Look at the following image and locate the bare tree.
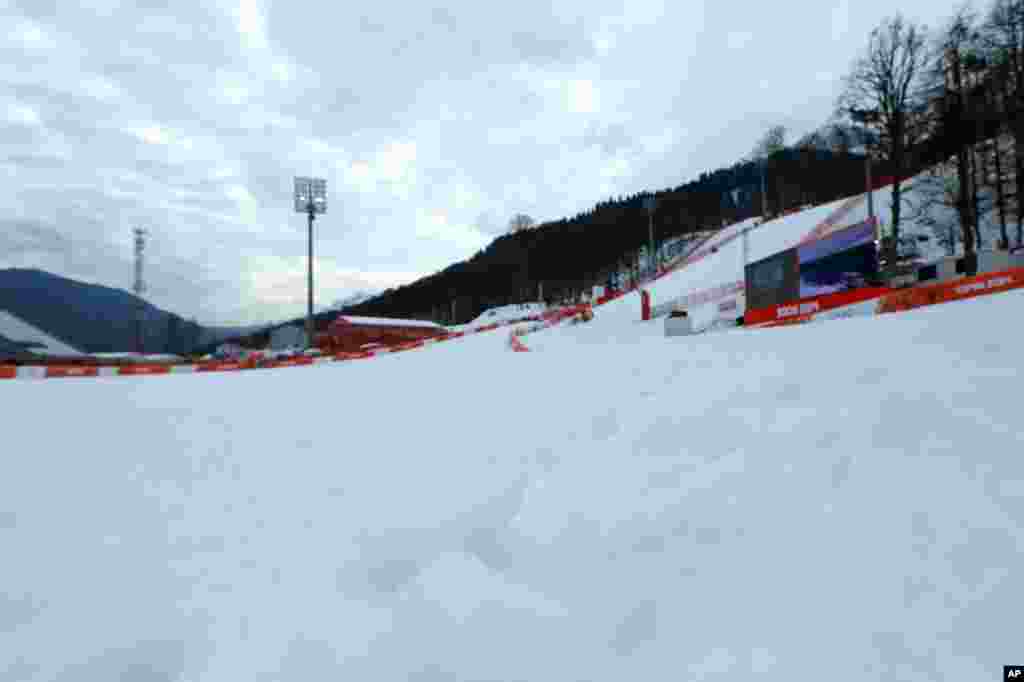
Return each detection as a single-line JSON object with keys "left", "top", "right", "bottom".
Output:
{"left": 981, "top": 51, "right": 1013, "bottom": 247}
{"left": 753, "top": 125, "right": 788, "bottom": 157}
{"left": 966, "top": 45, "right": 992, "bottom": 250}
{"left": 934, "top": 8, "right": 983, "bottom": 256}
{"left": 984, "top": 0, "right": 1024, "bottom": 245}
{"left": 905, "top": 159, "right": 963, "bottom": 255}
{"left": 749, "top": 125, "right": 788, "bottom": 217}
{"left": 508, "top": 213, "right": 535, "bottom": 234}
{"left": 837, "top": 14, "right": 933, "bottom": 270}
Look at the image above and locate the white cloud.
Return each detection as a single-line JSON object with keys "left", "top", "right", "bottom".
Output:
{"left": 378, "top": 141, "right": 417, "bottom": 183}
{"left": 414, "top": 209, "right": 489, "bottom": 252}
{"left": 217, "top": 76, "right": 251, "bottom": 105}
{"left": 9, "top": 21, "right": 56, "bottom": 50}
{"left": 726, "top": 31, "right": 754, "bottom": 50}
{"left": 243, "top": 252, "right": 423, "bottom": 320}
{"left": 79, "top": 76, "right": 120, "bottom": 101}
{"left": 451, "top": 183, "right": 476, "bottom": 211}
{"left": 271, "top": 60, "right": 292, "bottom": 83}
{"left": 567, "top": 79, "right": 599, "bottom": 114}
{"left": 236, "top": 0, "right": 269, "bottom": 50}
{"left": 600, "top": 157, "right": 631, "bottom": 180}
{"left": 138, "top": 126, "right": 167, "bottom": 146}
{"left": 5, "top": 101, "right": 39, "bottom": 126}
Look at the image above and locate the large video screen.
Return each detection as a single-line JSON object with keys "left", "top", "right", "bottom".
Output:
{"left": 797, "top": 220, "right": 877, "bottom": 298}
{"left": 745, "top": 248, "right": 799, "bottom": 311}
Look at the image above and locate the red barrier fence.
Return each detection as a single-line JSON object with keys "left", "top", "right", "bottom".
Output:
{"left": 117, "top": 365, "right": 172, "bottom": 376}
{"left": 509, "top": 333, "right": 531, "bottom": 352}
{"left": 746, "top": 286, "right": 893, "bottom": 327}
{"left": 878, "top": 267, "right": 1024, "bottom": 314}
{"left": 44, "top": 366, "right": 100, "bottom": 378}
{"left": 0, "top": 365, "right": 17, "bottom": 379}
{"left": 195, "top": 362, "right": 244, "bottom": 373}
{"left": 335, "top": 351, "right": 375, "bottom": 361}
{"left": 265, "top": 356, "right": 315, "bottom": 368}
{"left": 746, "top": 266, "right": 1024, "bottom": 330}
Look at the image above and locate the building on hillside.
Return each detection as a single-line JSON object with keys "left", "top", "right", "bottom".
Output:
{"left": 315, "top": 316, "right": 444, "bottom": 353}
{"left": 269, "top": 324, "right": 306, "bottom": 351}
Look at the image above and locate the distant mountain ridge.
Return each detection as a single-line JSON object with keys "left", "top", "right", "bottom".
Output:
{"left": 0, "top": 268, "right": 248, "bottom": 354}
{"left": 317, "top": 289, "right": 380, "bottom": 315}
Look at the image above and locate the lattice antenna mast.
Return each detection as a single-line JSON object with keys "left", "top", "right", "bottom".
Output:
{"left": 133, "top": 228, "right": 146, "bottom": 354}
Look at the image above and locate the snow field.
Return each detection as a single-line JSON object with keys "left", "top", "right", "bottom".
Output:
{"left": 1, "top": 285, "right": 1023, "bottom": 680}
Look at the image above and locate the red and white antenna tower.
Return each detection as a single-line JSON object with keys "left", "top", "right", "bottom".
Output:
{"left": 133, "top": 227, "right": 146, "bottom": 354}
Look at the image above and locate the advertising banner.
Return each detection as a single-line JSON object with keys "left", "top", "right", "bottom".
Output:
{"left": 878, "top": 267, "right": 1024, "bottom": 314}
{"left": 745, "top": 286, "right": 891, "bottom": 327}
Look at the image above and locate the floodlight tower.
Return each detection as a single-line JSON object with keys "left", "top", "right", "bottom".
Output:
{"left": 133, "top": 227, "right": 146, "bottom": 354}
{"left": 294, "top": 177, "right": 327, "bottom": 347}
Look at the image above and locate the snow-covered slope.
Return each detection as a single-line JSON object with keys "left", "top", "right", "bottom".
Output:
{"left": 2, "top": 283, "right": 1022, "bottom": 680}
{"left": 599, "top": 175, "right": 971, "bottom": 329}
{"left": 0, "top": 310, "right": 83, "bottom": 356}
{"left": 452, "top": 302, "right": 547, "bottom": 331}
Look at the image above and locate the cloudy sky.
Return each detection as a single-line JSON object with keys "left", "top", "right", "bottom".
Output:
{"left": 2, "top": 0, "right": 955, "bottom": 325}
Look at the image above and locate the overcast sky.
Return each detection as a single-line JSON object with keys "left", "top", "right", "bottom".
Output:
{"left": 2, "top": 0, "right": 956, "bottom": 325}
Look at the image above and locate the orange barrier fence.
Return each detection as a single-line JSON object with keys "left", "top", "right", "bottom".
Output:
{"left": 877, "top": 267, "right": 1024, "bottom": 314}
{"left": 0, "top": 365, "right": 17, "bottom": 379}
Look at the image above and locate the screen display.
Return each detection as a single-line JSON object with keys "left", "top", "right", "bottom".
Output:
{"left": 798, "top": 241, "right": 877, "bottom": 297}
{"left": 745, "top": 248, "right": 799, "bottom": 311}
{"left": 798, "top": 220, "right": 875, "bottom": 266}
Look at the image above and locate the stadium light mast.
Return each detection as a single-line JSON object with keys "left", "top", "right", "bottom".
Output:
{"left": 133, "top": 227, "right": 146, "bottom": 354}
{"left": 294, "top": 177, "right": 327, "bottom": 348}
{"left": 643, "top": 195, "right": 656, "bottom": 278}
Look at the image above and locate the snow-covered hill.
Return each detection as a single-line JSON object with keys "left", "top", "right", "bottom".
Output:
{"left": 592, "top": 172, "right": 987, "bottom": 332}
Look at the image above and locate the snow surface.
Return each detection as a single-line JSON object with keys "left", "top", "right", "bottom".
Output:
{"left": 90, "top": 353, "right": 184, "bottom": 362}
{"left": 453, "top": 302, "right": 547, "bottom": 331}
{"left": 0, "top": 310, "right": 83, "bottom": 356}
{"left": 2, "top": 285, "right": 1023, "bottom": 680}
{"left": 335, "top": 315, "right": 443, "bottom": 329}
